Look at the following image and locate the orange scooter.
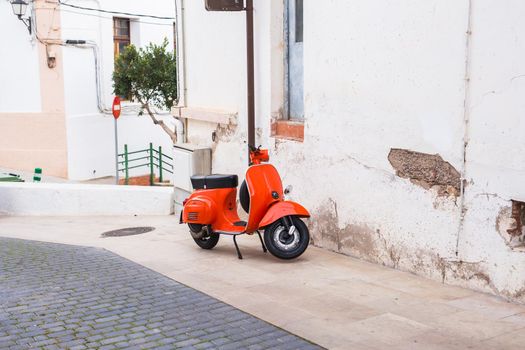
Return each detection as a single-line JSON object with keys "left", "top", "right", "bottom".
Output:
{"left": 180, "top": 146, "right": 310, "bottom": 260}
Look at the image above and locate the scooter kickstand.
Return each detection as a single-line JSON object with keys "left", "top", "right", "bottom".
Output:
{"left": 233, "top": 235, "right": 243, "bottom": 259}
{"left": 256, "top": 231, "right": 267, "bottom": 253}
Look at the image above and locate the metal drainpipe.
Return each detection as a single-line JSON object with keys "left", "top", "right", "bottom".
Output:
{"left": 175, "top": 0, "right": 186, "bottom": 107}
{"left": 246, "top": 0, "right": 255, "bottom": 162}
{"left": 181, "top": 0, "right": 188, "bottom": 108}
{"left": 173, "top": 0, "right": 188, "bottom": 143}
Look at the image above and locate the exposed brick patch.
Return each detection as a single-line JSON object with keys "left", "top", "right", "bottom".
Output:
{"left": 496, "top": 201, "right": 525, "bottom": 249}
{"left": 271, "top": 120, "right": 304, "bottom": 142}
{"left": 508, "top": 200, "right": 525, "bottom": 237}
{"left": 388, "top": 148, "right": 461, "bottom": 197}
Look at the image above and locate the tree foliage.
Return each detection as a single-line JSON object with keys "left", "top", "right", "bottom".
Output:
{"left": 112, "top": 39, "right": 178, "bottom": 140}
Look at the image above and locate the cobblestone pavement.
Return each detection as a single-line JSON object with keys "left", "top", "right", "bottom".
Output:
{"left": 0, "top": 237, "right": 321, "bottom": 350}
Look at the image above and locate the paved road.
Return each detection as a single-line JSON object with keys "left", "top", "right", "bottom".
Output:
{"left": 0, "top": 237, "right": 321, "bottom": 350}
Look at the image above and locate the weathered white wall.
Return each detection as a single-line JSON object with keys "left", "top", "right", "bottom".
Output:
{"left": 181, "top": 0, "right": 273, "bottom": 171}
{"left": 0, "top": 182, "right": 173, "bottom": 216}
{"left": 179, "top": 0, "right": 525, "bottom": 302}
{"left": 456, "top": 0, "right": 525, "bottom": 299}
{"left": 0, "top": 1, "right": 41, "bottom": 112}
{"left": 298, "top": 0, "right": 468, "bottom": 282}
{"left": 60, "top": 0, "right": 175, "bottom": 180}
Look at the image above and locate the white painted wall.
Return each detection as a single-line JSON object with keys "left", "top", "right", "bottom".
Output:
{"left": 65, "top": 112, "right": 174, "bottom": 180}
{"left": 0, "top": 0, "right": 41, "bottom": 112}
{"left": 178, "top": 0, "right": 525, "bottom": 301}
{"left": 0, "top": 182, "right": 173, "bottom": 216}
{"left": 60, "top": 0, "right": 176, "bottom": 180}
{"left": 457, "top": 0, "right": 525, "bottom": 298}
{"left": 298, "top": 0, "right": 468, "bottom": 281}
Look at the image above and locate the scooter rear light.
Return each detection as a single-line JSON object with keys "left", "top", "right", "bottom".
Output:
{"left": 183, "top": 198, "right": 188, "bottom": 205}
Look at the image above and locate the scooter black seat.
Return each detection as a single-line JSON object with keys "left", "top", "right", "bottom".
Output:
{"left": 191, "top": 174, "right": 238, "bottom": 189}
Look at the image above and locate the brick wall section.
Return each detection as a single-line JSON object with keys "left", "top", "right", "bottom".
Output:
{"left": 119, "top": 175, "right": 158, "bottom": 186}
{"left": 271, "top": 120, "right": 304, "bottom": 141}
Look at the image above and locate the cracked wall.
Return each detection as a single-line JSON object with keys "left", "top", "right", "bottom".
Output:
{"left": 180, "top": 1, "right": 525, "bottom": 303}
{"left": 309, "top": 197, "right": 525, "bottom": 302}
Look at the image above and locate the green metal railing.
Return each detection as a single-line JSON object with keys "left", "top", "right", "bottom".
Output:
{"left": 118, "top": 143, "right": 173, "bottom": 185}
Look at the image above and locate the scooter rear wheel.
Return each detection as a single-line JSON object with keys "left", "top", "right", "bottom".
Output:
{"left": 264, "top": 217, "right": 310, "bottom": 260}
{"left": 189, "top": 225, "right": 220, "bottom": 250}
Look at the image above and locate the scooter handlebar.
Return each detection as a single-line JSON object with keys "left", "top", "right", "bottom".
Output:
{"left": 248, "top": 144, "right": 261, "bottom": 152}
{"left": 249, "top": 145, "right": 269, "bottom": 164}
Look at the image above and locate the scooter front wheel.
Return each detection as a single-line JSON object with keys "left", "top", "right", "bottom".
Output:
{"left": 264, "top": 216, "right": 310, "bottom": 260}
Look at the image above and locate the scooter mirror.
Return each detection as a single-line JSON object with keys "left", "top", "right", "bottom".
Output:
{"left": 284, "top": 185, "right": 293, "bottom": 195}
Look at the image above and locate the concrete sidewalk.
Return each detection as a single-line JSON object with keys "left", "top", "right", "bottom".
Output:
{"left": 1, "top": 215, "right": 525, "bottom": 349}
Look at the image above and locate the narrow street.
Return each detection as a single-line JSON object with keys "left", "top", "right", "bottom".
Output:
{"left": 1, "top": 216, "right": 525, "bottom": 349}
{"left": 0, "top": 236, "right": 319, "bottom": 350}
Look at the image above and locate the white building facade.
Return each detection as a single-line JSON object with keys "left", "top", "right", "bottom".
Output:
{"left": 174, "top": 0, "right": 525, "bottom": 302}
{"left": 0, "top": 0, "right": 175, "bottom": 180}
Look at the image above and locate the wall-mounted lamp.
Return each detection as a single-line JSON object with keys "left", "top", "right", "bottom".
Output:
{"left": 11, "top": 0, "right": 32, "bottom": 35}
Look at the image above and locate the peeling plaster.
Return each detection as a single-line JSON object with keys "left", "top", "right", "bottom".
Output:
{"left": 213, "top": 123, "right": 238, "bottom": 143}
{"left": 309, "top": 198, "right": 525, "bottom": 303}
{"left": 388, "top": 148, "right": 461, "bottom": 197}
{"left": 496, "top": 204, "right": 525, "bottom": 249}
{"left": 310, "top": 199, "right": 404, "bottom": 269}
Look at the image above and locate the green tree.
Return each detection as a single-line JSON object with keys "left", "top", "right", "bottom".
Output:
{"left": 113, "top": 39, "right": 178, "bottom": 141}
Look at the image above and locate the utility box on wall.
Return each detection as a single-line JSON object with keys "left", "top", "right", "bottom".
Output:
{"left": 173, "top": 144, "right": 212, "bottom": 213}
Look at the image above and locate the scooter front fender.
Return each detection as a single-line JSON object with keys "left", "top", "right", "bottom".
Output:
{"left": 258, "top": 201, "right": 310, "bottom": 228}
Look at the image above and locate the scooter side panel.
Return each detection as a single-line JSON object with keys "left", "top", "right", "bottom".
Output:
{"left": 182, "top": 188, "right": 242, "bottom": 231}
{"left": 258, "top": 201, "right": 310, "bottom": 228}
{"left": 183, "top": 195, "right": 216, "bottom": 224}
{"left": 245, "top": 164, "right": 283, "bottom": 233}
{"left": 213, "top": 188, "right": 243, "bottom": 232}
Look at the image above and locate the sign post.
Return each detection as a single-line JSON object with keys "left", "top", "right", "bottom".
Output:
{"left": 112, "top": 96, "right": 121, "bottom": 185}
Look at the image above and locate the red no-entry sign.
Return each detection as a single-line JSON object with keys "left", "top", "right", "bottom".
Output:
{"left": 112, "top": 96, "right": 121, "bottom": 184}
{"left": 112, "top": 96, "right": 121, "bottom": 119}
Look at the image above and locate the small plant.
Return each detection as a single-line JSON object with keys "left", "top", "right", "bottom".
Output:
{"left": 113, "top": 39, "right": 178, "bottom": 141}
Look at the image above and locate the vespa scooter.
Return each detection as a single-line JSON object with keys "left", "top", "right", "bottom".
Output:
{"left": 180, "top": 146, "right": 310, "bottom": 260}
